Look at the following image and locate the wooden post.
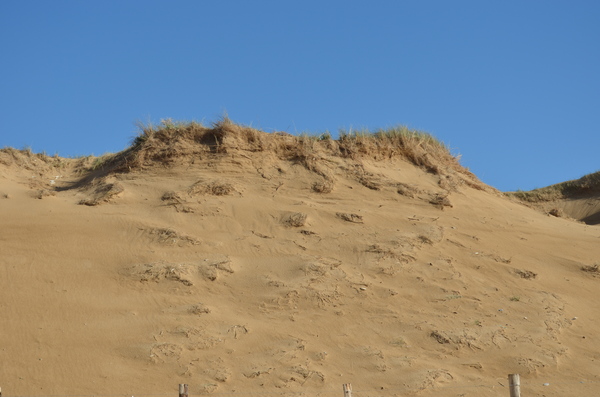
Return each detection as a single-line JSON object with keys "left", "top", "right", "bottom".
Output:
{"left": 508, "top": 374, "right": 521, "bottom": 397}
{"left": 343, "top": 383, "right": 352, "bottom": 397}
{"left": 179, "top": 384, "right": 188, "bottom": 397}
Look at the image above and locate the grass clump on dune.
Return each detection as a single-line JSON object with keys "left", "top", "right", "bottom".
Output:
{"left": 337, "top": 126, "right": 451, "bottom": 173}
{"left": 131, "top": 118, "right": 209, "bottom": 148}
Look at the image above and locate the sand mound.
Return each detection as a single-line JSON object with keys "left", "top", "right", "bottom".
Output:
{"left": 1, "top": 119, "right": 599, "bottom": 397}
{"left": 508, "top": 171, "right": 600, "bottom": 224}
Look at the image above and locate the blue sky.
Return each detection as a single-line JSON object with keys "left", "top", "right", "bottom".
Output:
{"left": 1, "top": 1, "right": 598, "bottom": 191}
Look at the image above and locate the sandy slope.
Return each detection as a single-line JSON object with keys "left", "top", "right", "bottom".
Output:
{"left": 1, "top": 138, "right": 600, "bottom": 397}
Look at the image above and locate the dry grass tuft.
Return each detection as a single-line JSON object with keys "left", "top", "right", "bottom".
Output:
{"left": 189, "top": 179, "right": 237, "bottom": 196}
{"left": 336, "top": 212, "right": 364, "bottom": 223}
{"left": 581, "top": 264, "right": 600, "bottom": 275}
{"left": 358, "top": 176, "right": 381, "bottom": 191}
{"left": 396, "top": 183, "right": 420, "bottom": 198}
{"left": 429, "top": 193, "right": 453, "bottom": 209}
{"left": 0, "top": 147, "right": 74, "bottom": 173}
{"left": 282, "top": 212, "right": 308, "bottom": 227}
{"left": 147, "top": 228, "right": 200, "bottom": 246}
{"left": 430, "top": 330, "right": 451, "bottom": 344}
{"left": 515, "top": 269, "right": 538, "bottom": 279}
{"left": 312, "top": 179, "right": 334, "bottom": 193}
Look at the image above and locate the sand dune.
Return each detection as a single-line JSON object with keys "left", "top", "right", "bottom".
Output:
{"left": 508, "top": 171, "right": 600, "bottom": 225}
{"left": 1, "top": 121, "right": 599, "bottom": 397}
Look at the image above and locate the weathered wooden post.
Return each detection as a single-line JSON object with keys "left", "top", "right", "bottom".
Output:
{"left": 178, "top": 384, "right": 188, "bottom": 397}
{"left": 343, "top": 383, "right": 352, "bottom": 397}
{"left": 508, "top": 374, "right": 521, "bottom": 397}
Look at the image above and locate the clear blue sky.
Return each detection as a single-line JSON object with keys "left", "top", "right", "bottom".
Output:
{"left": 1, "top": 1, "right": 598, "bottom": 191}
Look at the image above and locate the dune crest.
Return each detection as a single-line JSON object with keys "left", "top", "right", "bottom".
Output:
{"left": 508, "top": 171, "right": 600, "bottom": 224}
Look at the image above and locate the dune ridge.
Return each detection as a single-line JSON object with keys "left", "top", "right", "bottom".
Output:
{"left": 508, "top": 171, "right": 600, "bottom": 225}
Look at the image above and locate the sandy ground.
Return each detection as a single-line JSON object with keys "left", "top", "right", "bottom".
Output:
{"left": 1, "top": 145, "right": 600, "bottom": 397}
